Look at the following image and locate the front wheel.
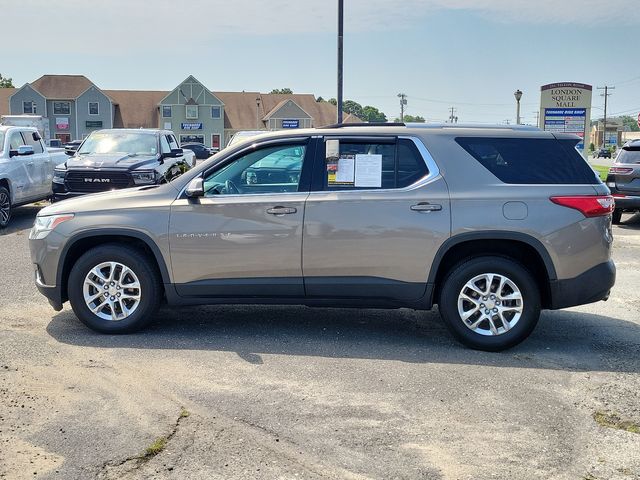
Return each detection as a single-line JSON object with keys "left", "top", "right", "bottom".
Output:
{"left": 438, "top": 256, "right": 541, "bottom": 351}
{"left": 67, "top": 245, "right": 162, "bottom": 333}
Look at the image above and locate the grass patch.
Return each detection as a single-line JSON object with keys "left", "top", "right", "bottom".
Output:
{"left": 591, "top": 165, "right": 610, "bottom": 181}
{"left": 144, "top": 437, "right": 168, "bottom": 457}
{"left": 593, "top": 411, "right": 640, "bottom": 434}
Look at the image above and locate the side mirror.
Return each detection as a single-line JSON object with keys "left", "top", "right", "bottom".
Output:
{"left": 185, "top": 177, "right": 204, "bottom": 198}
{"left": 65, "top": 149, "right": 75, "bottom": 156}
{"left": 17, "top": 145, "right": 35, "bottom": 156}
{"left": 171, "top": 148, "right": 183, "bottom": 157}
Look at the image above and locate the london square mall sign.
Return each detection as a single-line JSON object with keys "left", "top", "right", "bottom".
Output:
{"left": 539, "top": 82, "right": 592, "bottom": 153}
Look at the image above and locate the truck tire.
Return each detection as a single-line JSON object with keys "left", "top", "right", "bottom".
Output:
{"left": 67, "top": 244, "right": 162, "bottom": 333}
{"left": 0, "top": 186, "right": 11, "bottom": 228}
{"left": 438, "top": 256, "right": 541, "bottom": 352}
{"left": 612, "top": 210, "right": 622, "bottom": 225}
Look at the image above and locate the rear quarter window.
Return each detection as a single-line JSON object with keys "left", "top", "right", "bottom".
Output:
{"left": 455, "top": 137, "right": 599, "bottom": 184}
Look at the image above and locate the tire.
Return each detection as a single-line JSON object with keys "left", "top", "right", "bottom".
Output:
{"left": 612, "top": 209, "right": 622, "bottom": 225}
{"left": 67, "top": 244, "right": 162, "bottom": 333}
{"left": 438, "top": 256, "right": 541, "bottom": 352}
{"left": 0, "top": 186, "right": 11, "bottom": 228}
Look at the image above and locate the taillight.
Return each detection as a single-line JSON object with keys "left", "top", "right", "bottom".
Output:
{"left": 609, "top": 167, "right": 633, "bottom": 174}
{"left": 550, "top": 195, "right": 615, "bottom": 217}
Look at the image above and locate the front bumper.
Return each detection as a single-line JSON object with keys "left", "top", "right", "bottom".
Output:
{"left": 612, "top": 194, "right": 640, "bottom": 211}
{"left": 34, "top": 264, "right": 63, "bottom": 311}
{"left": 549, "top": 260, "right": 616, "bottom": 310}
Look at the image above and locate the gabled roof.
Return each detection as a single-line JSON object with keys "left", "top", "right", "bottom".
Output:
{"left": 30, "top": 75, "right": 95, "bottom": 99}
{"left": 0, "top": 88, "right": 15, "bottom": 116}
{"left": 263, "top": 98, "right": 312, "bottom": 120}
{"left": 105, "top": 90, "right": 167, "bottom": 128}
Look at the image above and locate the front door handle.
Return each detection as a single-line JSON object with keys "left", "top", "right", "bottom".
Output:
{"left": 266, "top": 206, "right": 297, "bottom": 215}
{"left": 411, "top": 202, "right": 442, "bottom": 212}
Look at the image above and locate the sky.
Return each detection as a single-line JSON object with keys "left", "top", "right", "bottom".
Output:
{"left": 2, "top": 0, "right": 639, "bottom": 125}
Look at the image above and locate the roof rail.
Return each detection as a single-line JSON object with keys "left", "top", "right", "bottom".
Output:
{"left": 319, "top": 122, "right": 406, "bottom": 129}
{"left": 405, "top": 122, "right": 540, "bottom": 131}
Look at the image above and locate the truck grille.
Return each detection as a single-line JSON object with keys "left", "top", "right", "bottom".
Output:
{"left": 65, "top": 171, "right": 133, "bottom": 193}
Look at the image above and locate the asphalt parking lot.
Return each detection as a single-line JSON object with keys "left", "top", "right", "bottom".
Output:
{"left": 1, "top": 205, "right": 639, "bottom": 480}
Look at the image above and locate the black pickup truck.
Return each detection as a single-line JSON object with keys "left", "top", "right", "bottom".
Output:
{"left": 52, "top": 129, "right": 196, "bottom": 201}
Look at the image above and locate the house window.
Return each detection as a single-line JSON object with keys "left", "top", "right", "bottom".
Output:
{"left": 162, "top": 105, "right": 172, "bottom": 118}
{"left": 53, "top": 102, "right": 70, "bottom": 115}
{"left": 88, "top": 102, "right": 99, "bottom": 115}
{"left": 23, "top": 101, "right": 36, "bottom": 114}
{"left": 185, "top": 105, "right": 198, "bottom": 119}
{"left": 211, "top": 106, "right": 221, "bottom": 119}
{"left": 180, "top": 134, "right": 204, "bottom": 144}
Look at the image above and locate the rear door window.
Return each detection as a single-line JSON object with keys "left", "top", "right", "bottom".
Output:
{"left": 22, "top": 131, "right": 44, "bottom": 154}
{"left": 455, "top": 137, "right": 599, "bottom": 184}
{"left": 322, "top": 138, "right": 428, "bottom": 190}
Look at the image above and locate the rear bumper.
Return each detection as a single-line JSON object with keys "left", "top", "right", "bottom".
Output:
{"left": 549, "top": 260, "right": 615, "bottom": 309}
{"left": 612, "top": 194, "right": 640, "bottom": 211}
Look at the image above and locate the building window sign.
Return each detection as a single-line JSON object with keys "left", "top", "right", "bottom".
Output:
{"left": 211, "top": 106, "right": 221, "bottom": 119}
{"left": 23, "top": 101, "right": 36, "bottom": 114}
{"left": 88, "top": 102, "right": 99, "bottom": 115}
{"left": 56, "top": 117, "right": 70, "bottom": 131}
{"left": 282, "top": 119, "right": 300, "bottom": 129}
{"left": 53, "top": 102, "right": 70, "bottom": 115}
{"left": 185, "top": 105, "right": 198, "bottom": 119}
{"left": 162, "top": 106, "right": 172, "bottom": 118}
{"left": 181, "top": 122, "right": 203, "bottom": 130}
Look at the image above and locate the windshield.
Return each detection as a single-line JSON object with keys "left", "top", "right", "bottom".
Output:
{"left": 617, "top": 148, "right": 640, "bottom": 164}
{"left": 77, "top": 132, "right": 158, "bottom": 156}
{"left": 0, "top": 132, "right": 4, "bottom": 153}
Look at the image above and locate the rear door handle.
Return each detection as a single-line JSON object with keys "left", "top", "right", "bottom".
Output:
{"left": 266, "top": 206, "right": 297, "bottom": 215}
{"left": 411, "top": 202, "right": 442, "bottom": 212}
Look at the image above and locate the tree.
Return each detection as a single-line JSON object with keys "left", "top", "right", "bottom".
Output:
{"left": 342, "top": 100, "right": 364, "bottom": 119}
{"left": 270, "top": 88, "right": 293, "bottom": 94}
{"left": 618, "top": 115, "right": 640, "bottom": 132}
{"left": 0, "top": 73, "right": 13, "bottom": 88}
{"left": 316, "top": 96, "right": 325, "bottom": 102}
{"left": 327, "top": 98, "right": 337, "bottom": 106}
{"left": 361, "top": 105, "right": 387, "bottom": 123}
{"left": 395, "top": 115, "right": 425, "bottom": 123}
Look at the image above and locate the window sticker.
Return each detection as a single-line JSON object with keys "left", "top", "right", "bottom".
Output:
{"left": 328, "top": 154, "right": 356, "bottom": 186}
{"left": 354, "top": 154, "right": 382, "bottom": 187}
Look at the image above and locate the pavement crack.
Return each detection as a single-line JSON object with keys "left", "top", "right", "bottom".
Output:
{"left": 97, "top": 407, "right": 190, "bottom": 478}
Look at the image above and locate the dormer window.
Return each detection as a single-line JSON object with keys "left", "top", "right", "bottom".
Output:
{"left": 23, "top": 101, "right": 36, "bottom": 114}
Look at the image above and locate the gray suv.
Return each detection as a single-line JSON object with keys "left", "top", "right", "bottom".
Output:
{"left": 29, "top": 124, "right": 616, "bottom": 351}
{"left": 605, "top": 139, "right": 640, "bottom": 223}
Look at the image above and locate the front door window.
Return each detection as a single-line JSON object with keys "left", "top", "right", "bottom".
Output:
{"left": 203, "top": 144, "right": 306, "bottom": 196}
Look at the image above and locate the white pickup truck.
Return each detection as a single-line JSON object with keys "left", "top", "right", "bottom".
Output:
{"left": 0, "top": 125, "right": 67, "bottom": 228}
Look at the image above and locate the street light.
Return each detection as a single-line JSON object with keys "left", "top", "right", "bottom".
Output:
{"left": 514, "top": 89, "right": 523, "bottom": 125}
{"left": 255, "top": 97, "right": 261, "bottom": 130}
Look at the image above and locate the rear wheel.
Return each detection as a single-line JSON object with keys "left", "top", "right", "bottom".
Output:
{"left": 612, "top": 209, "right": 622, "bottom": 225}
{"left": 0, "top": 186, "right": 11, "bottom": 228}
{"left": 68, "top": 245, "right": 162, "bottom": 333}
{"left": 439, "top": 256, "right": 541, "bottom": 351}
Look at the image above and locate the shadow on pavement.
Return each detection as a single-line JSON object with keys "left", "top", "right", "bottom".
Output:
{"left": 0, "top": 203, "right": 45, "bottom": 235}
{"left": 46, "top": 304, "right": 640, "bottom": 373}
{"left": 617, "top": 212, "right": 640, "bottom": 231}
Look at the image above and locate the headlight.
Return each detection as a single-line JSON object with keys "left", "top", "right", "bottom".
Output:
{"left": 52, "top": 169, "right": 66, "bottom": 184}
{"left": 29, "top": 214, "right": 74, "bottom": 240}
{"left": 131, "top": 170, "right": 156, "bottom": 185}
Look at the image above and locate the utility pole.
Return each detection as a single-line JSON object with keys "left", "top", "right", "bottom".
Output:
{"left": 398, "top": 93, "right": 407, "bottom": 122}
{"left": 533, "top": 111, "right": 540, "bottom": 127}
{"left": 337, "top": 0, "right": 344, "bottom": 124}
{"left": 448, "top": 107, "right": 458, "bottom": 123}
{"left": 597, "top": 85, "right": 614, "bottom": 147}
